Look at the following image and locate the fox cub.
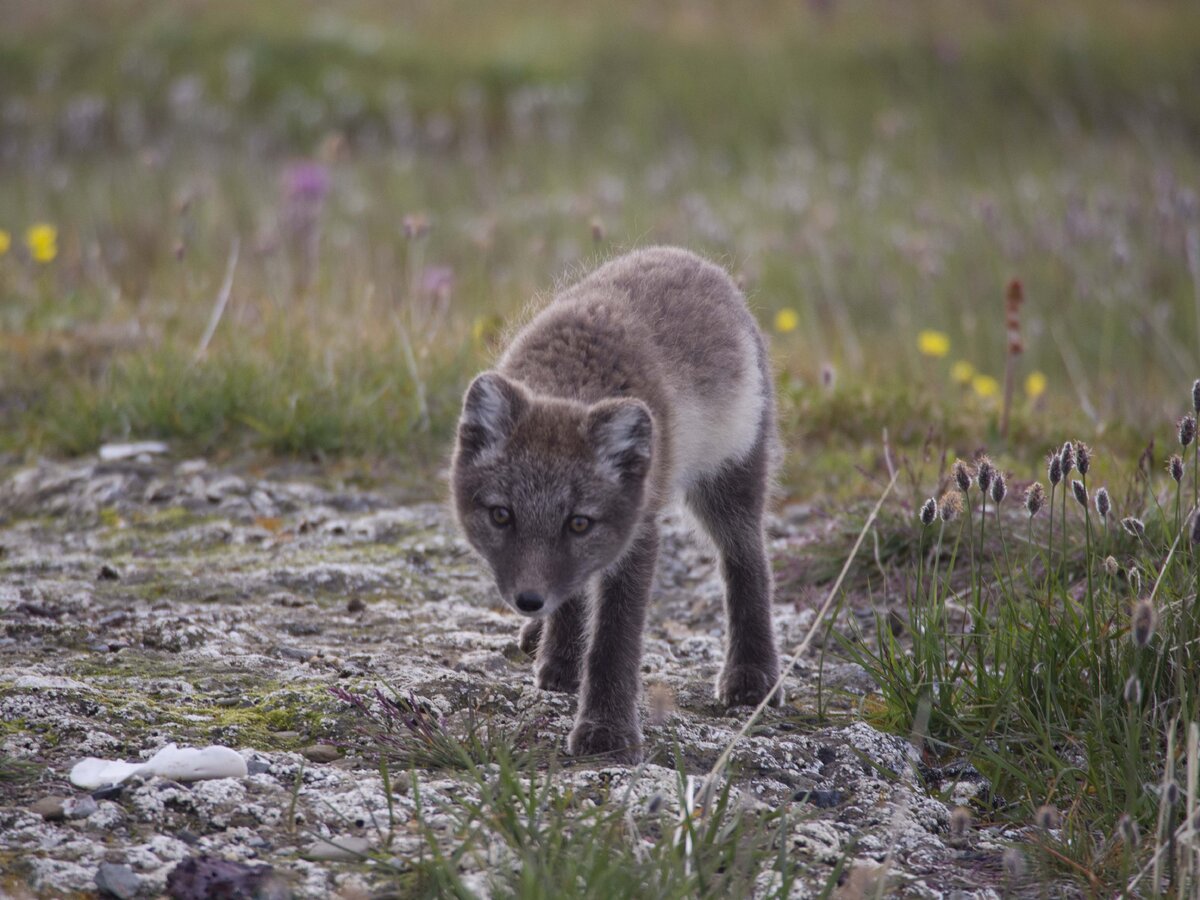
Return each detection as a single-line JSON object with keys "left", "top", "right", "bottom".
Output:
{"left": 452, "top": 247, "right": 781, "bottom": 763}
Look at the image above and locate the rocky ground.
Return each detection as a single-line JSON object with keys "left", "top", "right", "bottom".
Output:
{"left": 0, "top": 454, "right": 1031, "bottom": 898}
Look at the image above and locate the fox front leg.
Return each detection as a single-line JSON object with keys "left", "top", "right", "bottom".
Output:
{"left": 568, "top": 522, "right": 657, "bottom": 764}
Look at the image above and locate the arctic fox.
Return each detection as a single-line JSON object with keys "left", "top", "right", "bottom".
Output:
{"left": 451, "top": 247, "right": 781, "bottom": 763}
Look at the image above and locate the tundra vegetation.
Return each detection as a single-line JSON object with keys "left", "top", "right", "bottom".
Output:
{"left": 3, "top": 0, "right": 1200, "bottom": 896}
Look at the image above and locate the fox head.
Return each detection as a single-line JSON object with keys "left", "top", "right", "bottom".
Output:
{"left": 451, "top": 372, "right": 653, "bottom": 619}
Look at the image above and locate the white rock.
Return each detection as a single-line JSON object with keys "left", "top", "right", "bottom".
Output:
{"left": 69, "top": 743, "right": 248, "bottom": 789}
{"left": 98, "top": 442, "right": 169, "bottom": 461}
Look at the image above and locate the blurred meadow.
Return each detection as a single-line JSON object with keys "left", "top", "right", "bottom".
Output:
{"left": 3, "top": 0, "right": 1200, "bottom": 497}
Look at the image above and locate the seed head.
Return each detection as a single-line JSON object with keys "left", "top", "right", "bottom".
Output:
{"left": 1060, "top": 441, "right": 1075, "bottom": 476}
{"left": 952, "top": 460, "right": 973, "bottom": 493}
{"left": 1166, "top": 782, "right": 1181, "bottom": 807}
{"left": 1131, "top": 599, "right": 1157, "bottom": 648}
{"left": 1117, "top": 813, "right": 1140, "bottom": 847}
{"left": 1075, "top": 442, "right": 1091, "bottom": 475}
{"left": 1129, "top": 567, "right": 1142, "bottom": 595}
{"left": 1024, "top": 482, "right": 1045, "bottom": 517}
{"left": 991, "top": 472, "right": 1007, "bottom": 505}
{"left": 920, "top": 498, "right": 938, "bottom": 527}
{"left": 976, "top": 457, "right": 995, "bottom": 494}
{"left": 939, "top": 491, "right": 963, "bottom": 523}
{"left": 1123, "top": 675, "right": 1142, "bottom": 705}
{"left": 1180, "top": 414, "right": 1196, "bottom": 448}
{"left": 1095, "top": 487, "right": 1110, "bottom": 519}
{"left": 1103, "top": 555, "right": 1120, "bottom": 577}
{"left": 1003, "top": 848, "right": 1026, "bottom": 881}
{"left": 1048, "top": 453, "right": 1063, "bottom": 486}
{"left": 1121, "top": 517, "right": 1146, "bottom": 539}
{"left": 1035, "top": 804, "right": 1061, "bottom": 830}
{"left": 949, "top": 806, "right": 972, "bottom": 840}
{"left": 821, "top": 364, "right": 836, "bottom": 390}
{"left": 1169, "top": 454, "right": 1184, "bottom": 483}
{"left": 1192, "top": 511, "right": 1200, "bottom": 546}
{"left": 1193, "top": 379, "right": 1200, "bottom": 414}
{"left": 1071, "top": 479, "right": 1088, "bottom": 507}
{"left": 647, "top": 794, "right": 664, "bottom": 815}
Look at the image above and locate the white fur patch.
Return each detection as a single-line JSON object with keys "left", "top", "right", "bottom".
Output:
{"left": 669, "top": 329, "right": 764, "bottom": 491}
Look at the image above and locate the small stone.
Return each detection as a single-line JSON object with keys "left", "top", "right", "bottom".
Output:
{"left": 301, "top": 835, "right": 371, "bottom": 861}
{"left": 92, "top": 784, "right": 124, "bottom": 801}
{"left": 276, "top": 646, "right": 311, "bottom": 662}
{"left": 270, "top": 731, "right": 301, "bottom": 743}
{"left": 30, "top": 795, "right": 68, "bottom": 820}
{"left": 63, "top": 795, "right": 99, "bottom": 819}
{"left": 347, "top": 597, "right": 365, "bottom": 613}
{"left": 792, "top": 789, "right": 845, "bottom": 808}
{"left": 300, "top": 743, "right": 341, "bottom": 763}
{"left": 95, "top": 862, "right": 141, "bottom": 899}
{"left": 98, "top": 564, "right": 121, "bottom": 581}
{"left": 246, "top": 756, "right": 272, "bottom": 776}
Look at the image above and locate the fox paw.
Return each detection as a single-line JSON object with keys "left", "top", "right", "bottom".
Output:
{"left": 518, "top": 620, "right": 542, "bottom": 656}
{"left": 534, "top": 657, "right": 580, "bottom": 693}
{"left": 717, "top": 664, "right": 783, "bottom": 708}
{"left": 568, "top": 720, "right": 643, "bottom": 764}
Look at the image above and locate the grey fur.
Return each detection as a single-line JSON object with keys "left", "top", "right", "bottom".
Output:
{"left": 451, "top": 247, "right": 781, "bottom": 763}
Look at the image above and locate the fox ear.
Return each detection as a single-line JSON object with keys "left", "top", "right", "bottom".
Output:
{"left": 457, "top": 372, "right": 527, "bottom": 465}
{"left": 587, "top": 399, "right": 653, "bottom": 483}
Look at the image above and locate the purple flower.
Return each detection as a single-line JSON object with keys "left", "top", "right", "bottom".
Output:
{"left": 282, "top": 161, "right": 330, "bottom": 203}
{"left": 421, "top": 265, "right": 455, "bottom": 299}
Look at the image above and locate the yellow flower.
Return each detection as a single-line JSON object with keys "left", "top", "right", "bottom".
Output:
{"left": 26, "top": 223, "right": 58, "bottom": 263}
{"left": 971, "top": 374, "right": 1000, "bottom": 398}
{"left": 0, "top": 229, "right": 10, "bottom": 256}
{"left": 1025, "top": 370, "right": 1047, "bottom": 399}
{"left": 917, "top": 329, "right": 950, "bottom": 357}
{"left": 774, "top": 308, "right": 799, "bottom": 334}
{"left": 950, "top": 360, "right": 975, "bottom": 384}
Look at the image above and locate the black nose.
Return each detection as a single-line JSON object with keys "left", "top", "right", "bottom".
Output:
{"left": 515, "top": 591, "right": 544, "bottom": 613}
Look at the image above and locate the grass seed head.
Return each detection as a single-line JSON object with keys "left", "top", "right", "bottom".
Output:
{"left": 1166, "top": 781, "right": 1181, "bottom": 807}
{"left": 1024, "top": 482, "right": 1045, "bottom": 517}
{"left": 949, "top": 806, "right": 972, "bottom": 839}
{"left": 1193, "top": 378, "right": 1200, "bottom": 414}
{"left": 1071, "top": 479, "right": 1087, "bottom": 507}
{"left": 976, "top": 456, "right": 995, "bottom": 493}
{"left": 991, "top": 472, "right": 1007, "bottom": 504}
{"left": 1131, "top": 598, "right": 1157, "bottom": 648}
{"left": 919, "top": 497, "right": 937, "bottom": 526}
{"left": 1048, "top": 452, "right": 1063, "bottom": 486}
{"left": 647, "top": 794, "right": 664, "bottom": 815}
{"left": 1035, "top": 804, "right": 1061, "bottom": 830}
{"left": 1103, "top": 555, "right": 1120, "bottom": 577}
{"left": 1169, "top": 454, "right": 1184, "bottom": 483}
{"left": 953, "top": 460, "right": 973, "bottom": 493}
{"left": 1129, "top": 567, "right": 1142, "bottom": 594}
{"left": 1117, "top": 813, "right": 1140, "bottom": 847}
{"left": 1192, "top": 511, "right": 1200, "bottom": 546}
{"left": 1075, "top": 442, "right": 1091, "bottom": 475}
{"left": 1123, "top": 674, "right": 1142, "bottom": 705}
{"left": 1095, "top": 487, "right": 1110, "bottom": 519}
{"left": 1180, "top": 414, "right": 1196, "bottom": 448}
{"left": 1003, "top": 848, "right": 1026, "bottom": 881}
{"left": 1121, "top": 516, "right": 1146, "bottom": 539}
{"left": 939, "top": 491, "right": 963, "bottom": 523}
{"left": 1060, "top": 441, "right": 1075, "bottom": 475}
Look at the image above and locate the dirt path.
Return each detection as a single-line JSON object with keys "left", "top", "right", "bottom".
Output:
{"left": 0, "top": 456, "right": 1016, "bottom": 898}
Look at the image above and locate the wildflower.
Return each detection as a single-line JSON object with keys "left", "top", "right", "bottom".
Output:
{"left": 1131, "top": 599, "right": 1157, "bottom": 648}
{"left": 1129, "top": 567, "right": 1142, "bottom": 595}
{"left": 976, "top": 457, "right": 995, "bottom": 494}
{"left": 1095, "top": 487, "right": 1110, "bottom": 519}
{"left": 971, "top": 374, "right": 999, "bottom": 398}
{"left": 952, "top": 460, "right": 973, "bottom": 493}
{"left": 402, "top": 213, "right": 430, "bottom": 240}
{"left": 1060, "top": 441, "right": 1075, "bottom": 476}
{"left": 1005, "top": 278, "right": 1024, "bottom": 354}
{"left": 1025, "top": 370, "right": 1047, "bottom": 399}
{"left": 820, "top": 364, "right": 836, "bottom": 390}
{"left": 1121, "top": 517, "right": 1146, "bottom": 539}
{"left": 939, "top": 491, "right": 963, "bottom": 523}
{"left": 951, "top": 360, "right": 974, "bottom": 384}
{"left": 1071, "top": 480, "right": 1087, "bottom": 507}
{"left": 1045, "top": 457, "right": 1063, "bottom": 491}
{"left": 282, "top": 161, "right": 330, "bottom": 203}
{"left": 1035, "top": 805, "right": 1061, "bottom": 830}
{"left": 0, "top": 229, "right": 10, "bottom": 255}
{"left": 919, "top": 498, "right": 937, "bottom": 527}
{"left": 774, "top": 309, "right": 799, "bottom": 334}
{"left": 1117, "top": 813, "right": 1140, "bottom": 847}
{"left": 949, "top": 806, "right": 971, "bottom": 840}
{"left": 991, "top": 472, "right": 1006, "bottom": 505}
{"left": 1180, "top": 414, "right": 1196, "bottom": 448}
{"left": 1103, "top": 556, "right": 1120, "bottom": 577}
{"left": 1025, "top": 482, "right": 1045, "bottom": 517}
{"left": 1193, "top": 379, "right": 1200, "bottom": 414}
{"left": 1169, "top": 454, "right": 1184, "bottom": 483}
{"left": 1123, "top": 675, "right": 1142, "bottom": 705}
{"left": 25, "top": 223, "right": 57, "bottom": 263}
{"left": 1075, "top": 442, "right": 1091, "bottom": 476}
{"left": 918, "top": 330, "right": 950, "bottom": 357}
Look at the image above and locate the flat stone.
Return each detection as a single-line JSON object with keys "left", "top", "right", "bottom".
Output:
{"left": 95, "top": 862, "right": 141, "bottom": 899}
{"left": 64, "top": 795, "right": 99, "bottom": 818}
{"left": 301, "top": 835, "right": 371, "bottom": 861}
{"left": 300, "top": 743, "right": 341, "bottom": 763}
{"left": 30, "top": 795, "right": 69, "bottom": 820}
{"left": 793, "top": 789, "right": 846, "bottom": 809}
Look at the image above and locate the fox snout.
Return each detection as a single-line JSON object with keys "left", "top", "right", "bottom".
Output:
{"left": 514, "top": 591, "right": 544, "bottom": 614}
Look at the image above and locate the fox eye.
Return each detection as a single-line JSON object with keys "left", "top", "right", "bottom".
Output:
{"left": 567, "top": 515, "right": 592, "bottom": 535}
{"left": 489, "top": 506, "right": 512, "bottom": 527}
